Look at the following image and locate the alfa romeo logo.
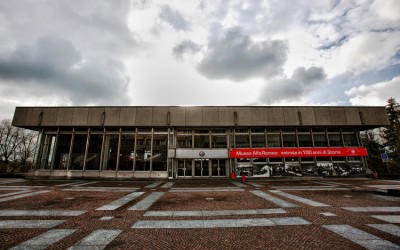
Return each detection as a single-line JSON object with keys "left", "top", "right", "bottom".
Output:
{"left": 199, "top": 151, "right": 205, "bottom": 157}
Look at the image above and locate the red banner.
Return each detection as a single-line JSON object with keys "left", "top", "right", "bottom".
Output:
{"left": 229, "top": 147, "right": 368, "bottom": 158}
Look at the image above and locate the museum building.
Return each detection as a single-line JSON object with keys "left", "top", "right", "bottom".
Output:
{"left": 12, "top": 106, "right": 389, "bottom": 179}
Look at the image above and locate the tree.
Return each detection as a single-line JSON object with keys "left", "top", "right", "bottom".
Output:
{"left": 381, "top": 97, "right": 400, "bottom": 167}
{"left": 361, "top": 131, "right": 387, "bottom": 174}
{"left": 0, "top": 118, "right": 38, "bottom": 173}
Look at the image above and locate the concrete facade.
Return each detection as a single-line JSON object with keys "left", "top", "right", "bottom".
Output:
{"left": 12, "top": 106, "right": 389, "bottom": 179}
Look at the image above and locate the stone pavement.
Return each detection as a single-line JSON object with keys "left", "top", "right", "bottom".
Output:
{"left": 1, "top": 177, "right": 400, "bottom": 249}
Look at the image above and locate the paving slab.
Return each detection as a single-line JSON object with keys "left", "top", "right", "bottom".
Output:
{"left": 10, "top": 229, "right": 76, "bottom": 250}
{"left": 96, "top": 191, "right": 144, "bottom": 210}
{"left": 368, "top": 224, "right": 400, "bottom": 237}
{"left": 269, "top": 190, "right": 330, "bottom": 207}
{"left": 0, "top": 220, "right": 65, "bottom": 228}
{"left": 0, "top": 210, "right": 86, "bottom": 217}
{"left": 68, "top": 229, "right": 122, "bottom": 250}
{"left": 371, "top": 215, "right": 400, "bottom": 223}
{"left": 128, "top": 192, "right": 164, "bottom": 210}
{"left": 323, "top": 224, "right": 400, "bottom": 249}
{"left": 250, "top": 190, "right": 299, "bottom": 208}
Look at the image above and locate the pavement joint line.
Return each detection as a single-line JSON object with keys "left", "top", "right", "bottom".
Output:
{"left": 343, "top": 207, "right": 400, "bottom": 212}
{"left": 0, "top": 179, "right": 26, "bottom": 185}
{"left": 232, "top": 182, "right": 247, "bottom": 188}
{"left": 169, "top": 188, "right": 244, "bottom": 192}
{"left": 0, "top": 220, "right": 66, "bottom": 228}
{"left": 250, "top": 190, "right": 299, "bottom": 208}
{"left": 144, "top": 181, "right": 163, "bottom": 188}
{"left": 70, "top": 181, "right": 99, "bottom": 187}
{"left": 0, "top": 190, "right": 50, "bottom": 203}
{"left": 128, "top": 192, "right": 164, "bottom": 210}
{"left": 370, "top": 215, "right": 400, "bottom": 223}
{"left": 247, "top": 183, "right": 265, "bottom": 187}
{"left": 10, "top": 229, "right": 76, "bottom": 250}
{"left": 0, "top": 189, "right": 33, "bottom": 198}
{"left": 132, "top": 217, "right": 311, "bottom": 229}
{"left": 367, "top": 224, "right": 400, "bottom": 237}
{"left": 96, "top": 191, "right": 145, "bottom": 210}
{"left": 68, "top": 229, "right": 122, "bottom": 249}
{"left": 63, "top": 187, "right": 138, "bottom": 192}
{"left": 0, "top": 186, "right": 47, "bottom": 189}
{"left": 0, "top": 210, "right": 86, "bottom": 217}
{"left": 171, "top": 187, "right": 240, "bottom": 190}
{"left": 100, "top": 216, "right": 114, "bottom": 220}
{"left": 269, "top": 190, "right": 330, "bottom": 207}
{"left": 323, "top": 224, "right": 400, "bottom": 250}
{"left": 144, "top": 208, "right": 287, "bottom": 217}
{"left": 0, "top": 187, "right": 31, "bottom": 191}
{"left": 161, "top": 182, "right": 175, "bottom": 188}
{"left": 269, "top": 185, "right": 349, "bottom": 191}
{"left": 55, "top": 181, "right": 87, "bottom": 187}
{"left": 321, "top": 212, "right": 337, "bottom": 217}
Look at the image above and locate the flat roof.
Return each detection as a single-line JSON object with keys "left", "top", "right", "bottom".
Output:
{"left": 12, "top": 106, "right": 389, "bottom": 130}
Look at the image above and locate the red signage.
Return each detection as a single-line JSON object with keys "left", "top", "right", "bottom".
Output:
{"left": 229, "top": 147, "right": 368, "bottom": 158}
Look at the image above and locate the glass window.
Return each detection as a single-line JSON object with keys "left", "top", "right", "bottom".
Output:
{"left": 251, "top": 134, "right": 266, "bottom": 148}
{"left": 235, "top": 134, "right": 250, "bottom": 148}
{"left": 53, "top": 134, "right": 72, "bottom": 170}
{"left": 343, "top": 133, "right": 358, "bottom": 146}
{"left": 211, "top": 135, "right": 227, "bottom": 148}
{"left": 119, "top": 134, "right": 135, "bottom": 171}
{"left": 70, "top": 134, "right": 87, "bottom": 170}
{"left": 313, "top": 134, "right": 327, "bottom": 147}
{"left": 282, "top": 134, "right": 297, "bottom": 147}
{"left": 39, "top": 134, "right": 56, "bottom": 170}
{"left": 267, "top": 134, "right": 281, "bottom": 147}
{"left": 102, "top": 134, "right": 119, "bottom": 170}
{"left": 328, "top": 134, "right": 342, "bottom": 146}
{"left": 194, "top": 135, "right": 210, "bottom": 148}
{"left": 298, "top": 134, "right": 312, "bottom": 147}
{"left": 86, "top": 134, "right": 103, "bottom": 170}
{"left": 136, "top": 134, "right": 151, "bottom": 171}
{"left": 177, "top": 135, "right": 192, "bottom": 148}
{"left": 152, "top": 134, "right": 168, "bottom": 171}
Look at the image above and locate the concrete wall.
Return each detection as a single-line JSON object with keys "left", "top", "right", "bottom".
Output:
{"left": 12, "top": 106, "right": 390, "bottom": 129}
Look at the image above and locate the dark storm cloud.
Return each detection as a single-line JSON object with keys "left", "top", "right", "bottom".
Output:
{"left": 197, "top": 27, "right": 288, "bottom": 82}
{"left": 260, "top": 67, "right": 327, "bottom": 104}
{"left": 0, "top": 35, "right": 130, "bottom": 105}
{"left": 159, "top": 5, "right": 191, "bottom": 31}
{"left": 172, "top": 40, "right": 202, "bottom": 59}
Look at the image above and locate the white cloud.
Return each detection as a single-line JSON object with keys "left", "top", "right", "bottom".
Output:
{"left": 198, "top": 27, "right": 288, "bottom": 81}
{"left": 346, "top": 76, "right": 400, "bottom": 106}
{"left": 260, "top": 67, "right": 327, "bottom": 104}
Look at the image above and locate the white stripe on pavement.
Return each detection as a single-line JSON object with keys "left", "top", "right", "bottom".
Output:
{"left": 0, "top": 190, "right": 32, "bottom": 198}
{"left": 0, "top": 210, "right": 86, "bottom": 217}
{"left": 144, "top": 208, "right": 287, "bottom": 217}
{"left": 324, "top": 224, "right": 399, "bottom": 250}
{"left": 96, "top": 192, "right": 144, "bottom": 210}
{"left": 269, "top": 190, "right": 329, "bottom": 207}
{"left": 10, "top": 229, "right": 76, "bottom": 250}
{"left": 371, "top": 215, "right": 400, "bottom": 223}
{"left": 0, "top": 220, "right": 65, "bottom": 228}
{"left": 132, "top": 217, "right": 310, "bottom": 229}
{"left": 0, "top": 190, "right": 50, "bottom": 203}
{"left": 343, "top": 207, "right": 400, "bottom": 212}
{"left": 128, "top": 192, "right": 164, "bottom": 211}
{"left": 68, "top": 229, "right": 122, "bottom": 250}
{"left": 161, "top": 182, "right": 175, "bottom": 188}
{"left": 250, "top": 190, "right": 299, "bottom": 208}
{"left": 368, "top": 224, "right": 400, "bottom": 237}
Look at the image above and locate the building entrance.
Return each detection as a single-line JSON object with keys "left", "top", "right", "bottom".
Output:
{"left": 176, "top": 159, "right": 227, "bottom": 177}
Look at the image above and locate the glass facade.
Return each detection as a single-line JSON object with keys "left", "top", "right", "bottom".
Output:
{"left": 34, "top": 126, "right": 365, "bottom": 178}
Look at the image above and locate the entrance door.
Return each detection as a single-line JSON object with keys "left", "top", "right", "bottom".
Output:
{"left": 211, "top": 159, "right": 226, "bottom": 177}
{"left": 194, "top": 159, "right": 209, "bottom": 177}
{"left": 177, "top": 160, "right": 193, "bottom": 177}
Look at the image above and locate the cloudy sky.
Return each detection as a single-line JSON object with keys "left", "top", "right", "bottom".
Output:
{"left": 0, "top": 0, "right": 399, "bottom": 120}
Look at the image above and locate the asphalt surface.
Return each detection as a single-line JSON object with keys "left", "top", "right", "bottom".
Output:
{"left": 1, "top": 177, "right": 400, "bottom": 249}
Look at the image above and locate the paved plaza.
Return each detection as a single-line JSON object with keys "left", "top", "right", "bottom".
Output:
{"left": 1, "top": 178, "right": 400, "bottom": 249}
